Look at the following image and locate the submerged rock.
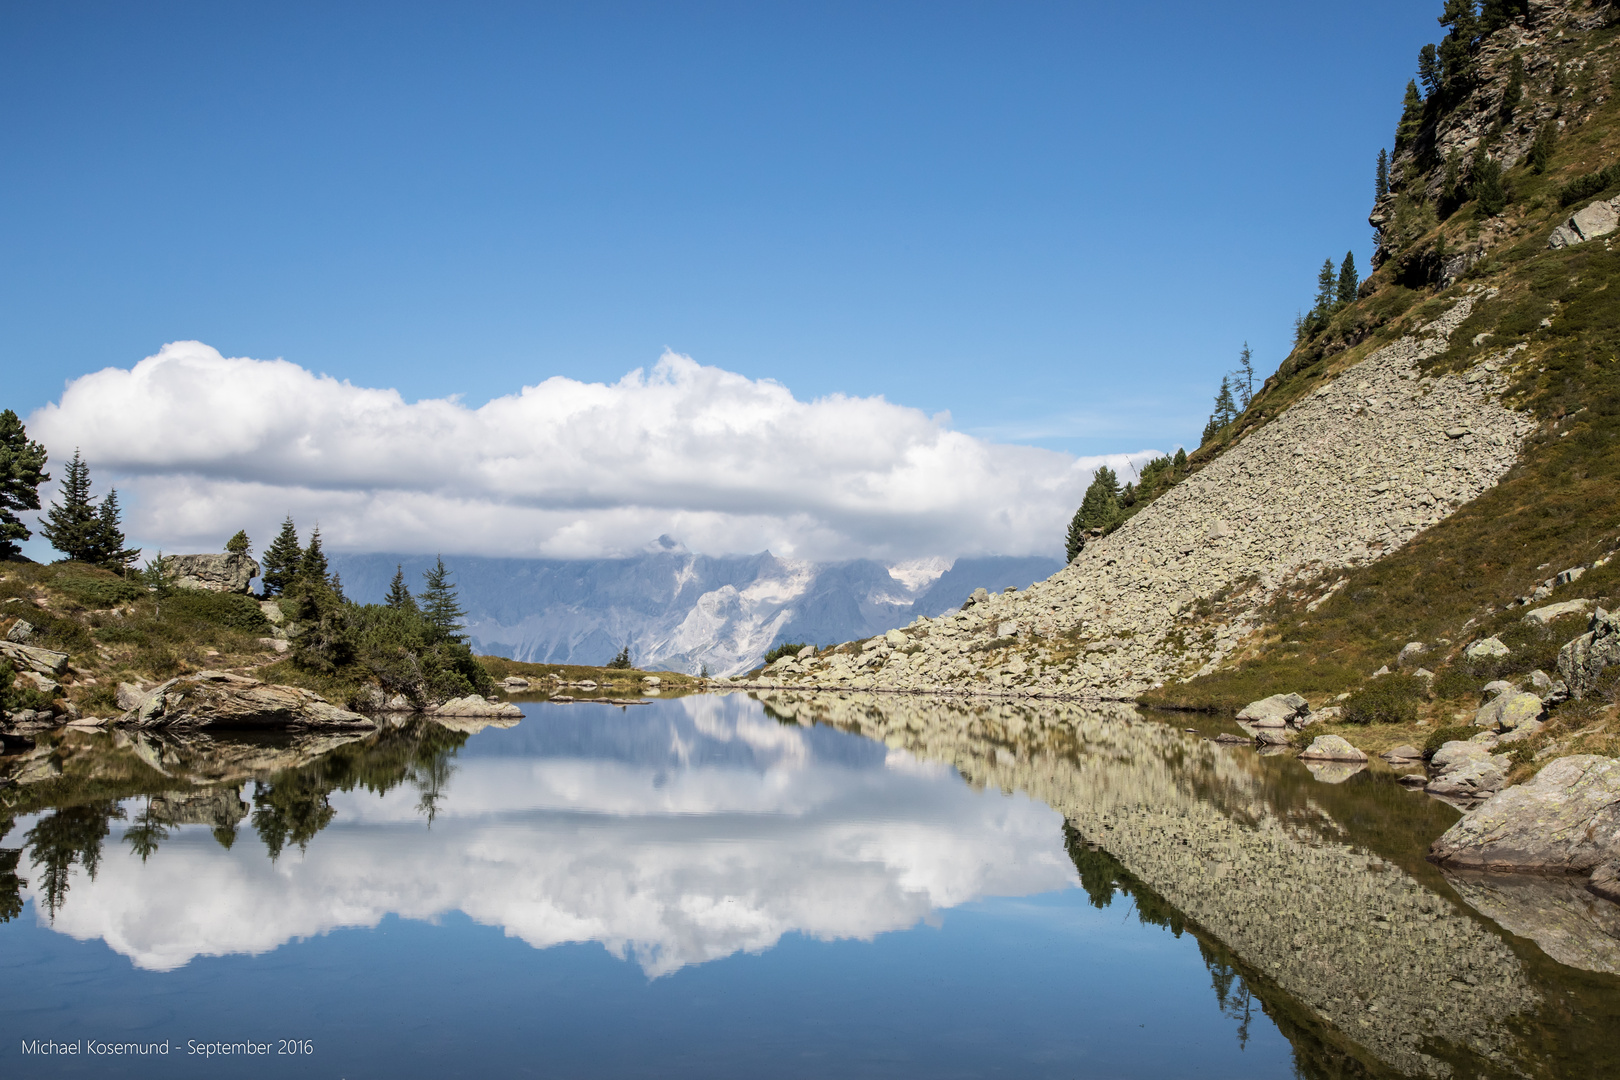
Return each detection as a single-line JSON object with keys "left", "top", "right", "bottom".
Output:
{"left": 1429, "top": 755, "right": 1620, "bottom": 875}
{"left": 119, "top": 671, "right": 375, "bottom": 730}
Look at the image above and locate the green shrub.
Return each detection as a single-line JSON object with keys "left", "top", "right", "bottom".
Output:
{"left": 77, "top": 682, "right": 121, "bottom": 717}
{"left": 47, "top": 564, "right": 144, "bottom": 607}
{"left": 164, "top": 590, "right": 269, "bottom": 633}
{"left": 1557, "top": 162, "right": 1620, "bottom": 207}
{"left": 1341, "top": 674, "right": 1424, "bottom": 725}
{"left": 763, "top": 642, "right": 809, "bottom": 666}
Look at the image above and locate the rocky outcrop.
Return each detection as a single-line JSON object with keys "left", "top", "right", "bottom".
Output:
{"left": 1429, "top": 755, "right": 1620, "bottom": 875}
{"left": 1298, "top": 734, "right": 1367, "bottom": 762}
{"left": 432, "top": 694, "right": 523, "bottom": 719}
{"left": 159, "top": 552, "right": 259, "bottom": 594}
{"left": 1523, "top": 598, "right": 1592, "bottom": 625}
{"left": 1547, "top": 195, "right": 1620, "bottom": 249}
{"left": 118, "top": 670, "right": 375, "bottom": 729}
{"left": 1557, "top": 607, "right": 1620, "bottom": 700}
{"left": 1234, "top": 693, "right": 1307, "bottom": 727}
{"left": 0, "top": 639, "right": 69, "bottom": 677}
{"left": 767, "top": 294, "right": 1532, "bottom": 699}
{"left": 1474, "top": 690, "right": 1544, "bottom": 732}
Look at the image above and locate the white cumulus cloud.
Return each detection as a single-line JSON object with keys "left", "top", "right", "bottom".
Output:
{"left": 26, "top": 341, "right": 1160, "bottom": 561}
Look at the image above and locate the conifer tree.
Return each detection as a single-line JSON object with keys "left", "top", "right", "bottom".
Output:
{"left": 1064, "top": 506, "right": 1086, "bottom": 562}
{"left": 1232, "top": 344, "right": 1255, "bottom": 409}
{"left": 1469, "top": 149, "right": 1507, "bottom": 216}
{"left": 1527, "top": 122, "right": 1556, "bottom": 174}
{"left": 1200, "top": 415, "right": 1220, "bottom": 447}
{"left": 1336, "top": 252, "right": 1359, "bottom": 307}
{"left": 1417, "top": 44, "right": 1441, "bottom": 99}
{"left": 1173, "top": 447, "right": 1187, "bottom": 472}
{"left": 0, "top": 409, "right": 49, "bottom": 561}
{"left": 300, "top": 527, "right": 330, "bottom": 587}
{"left": 1375, "top": 149, "right": 1389, "bottom": 200}
{"left": 1498, "top": 54, "right": 1524, "bottom": 123}
{"left": 420, "top": 557, "right": 467, "bottom": 643}
{"left": 1396, "top": 81, "right": 1425, "bottom": 149}
{"left": 40, "top": 451, "right": 98, "bottom": 563}
{"left": 386, "top": 565, "right": 415, "bottom": 610}
{"left": 260, "top": 517, "right": 302, "bottom": 596}
{"left": 1120, "top": 482, "right": 1137, "bottom": 508}
{"left": 1076, "top": 467, "right": 1124, "bottom": 533}
{"left": 1313, "top": 258, "right": 1337, "bottom": 316}
{"left": 225, "top": 530, "right": 251, "bottom": 556}
{"left": 1212, "top": 376, "right": 1239, "bottom": 429}
{"left": 83, "top": 489, "right": 139, "bottom": 571}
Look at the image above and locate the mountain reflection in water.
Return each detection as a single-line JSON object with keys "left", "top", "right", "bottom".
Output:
{"left": 0, "top": 691, "right": 1616, "bottom": 1079}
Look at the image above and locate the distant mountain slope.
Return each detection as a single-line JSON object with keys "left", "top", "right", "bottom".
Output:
{"left": 329, "top": 547, "right": 1060, "bottom": 675}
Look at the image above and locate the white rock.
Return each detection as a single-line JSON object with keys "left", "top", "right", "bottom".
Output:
{"left": 1524, "top": 598, "right": 1592, "bottom": 625}
{"left": 1465, "top": 637, "right": 1511, "bottom": 660}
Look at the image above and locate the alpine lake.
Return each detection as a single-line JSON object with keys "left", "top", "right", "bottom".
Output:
{"left": 2, "top": 691, "right": 1617, "bottom": 1079}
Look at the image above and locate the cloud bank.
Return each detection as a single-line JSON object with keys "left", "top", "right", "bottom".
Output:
{"left": 27, "top": 341, "right": 1159, "bottom": 561}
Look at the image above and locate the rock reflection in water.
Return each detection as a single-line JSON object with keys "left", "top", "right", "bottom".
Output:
{"left": 754, "top": 690, "right": 1581, "bottom": 1079}
{"left": 1443, "top": 869, "right": 1620, "bottom": 976}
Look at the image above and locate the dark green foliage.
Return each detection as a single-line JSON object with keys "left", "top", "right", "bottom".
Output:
{"left": 1340, "top": 674, "right": 1424, "bottom": 725}
{"left": 163, "top": 590, "right": 270, "bottom": 633}
{"left": 1396, "top": 81, "right": 1425, "bottom": 149}
{"left": 1441, "top": 150, "right": 1464, "bottom": 215}
{"left": 25, "top": 802, "right": 123, "bottom": 919}
{"left": 1418, "top": 44, "right": 1441, "bottom": 99}
{"left": 1335, "top": 252, "right": 1359, "bottom": 307}
{"left": 1120, "top": 482, "right": 1136, "bottom": 508}
{"left": 1232, "top": 343, "right": 1255, "bottom": 409}
{"left": 1527, "top": 122, "right": 1556, "bottom": 174}
{"left": 1556, "top": 161, "right": 1620, "bottom": 207}
{"left": 1173, "top": 447, "right": 1187, "bottom": 471}
{"left": 49, "top": 564, "right": 143, "bottom": 607}
{"left": 1075, "top": 466, "right": 1124, "bottom": 533}
{"left": 1498, "top": 53, "right": 1524, "bottom": 124}
{"left": 41, "top": 451, "right": 135, "bottom": 569}
{"left": 0, "top": 409, "right": 49, "bottom": 560}
{"left": 1478, "top": 0, "right": 1528, "bottom": 35}
{"left": 1313, "top": 258, "right": 1337, "bottom": 316}
{"left": 0, "top": 847, "right": 23, "bottom": 923}
{"left": 419, "top": 557, "right": 466, "bottom": 643}
{"left": 225, "top": 530, "right": 251, "bottom": 556}
{"left": 1064, "top": 506, "right": 1086, "bottom": 562}
{"left": 139, "top": 550, "right": 174, "bottom": 619}
{"left": 1375, "top": 148, "right": 1390, "bottom": 200}
{"left": 763, "top": 641, "right": 809, "bottom": 666}
{"left": 606, "top": 644, "right": 633, "bottom": 669}
{"left": 260, "top": 516, "right": 303, "bottom": 596}
{"left": 1469, "top": 150, "right": 1507, "bottom": 216}
{"left": 385, "top": 565, "right": 415, "bottom": 610}
{"left": 299, "top": 527, "right": 330, "bottom": 587}
{"left": 1204, "top": 376, "right": 1239, "bottom": 444}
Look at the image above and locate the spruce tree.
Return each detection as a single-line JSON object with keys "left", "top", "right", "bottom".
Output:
{"left": 1375, "top": 149, "right": 1389, "bottom": 200}
{"left": 1200, "top": 415, "right": 1219, "bottom": 447}
{"left": 1417, "top": 44, "right": 1441, "bottom": 99}
{"left": 0, "top": 409, "right": 49, "bottom": 561}
{"left": 300, "top": 527, "right": 330, "bottom": 587}
{"left": 1527, "top": 122, "right": 1556, "bottom": 174}
{"left": 1396, "top": 81, "right": 1424, "bottom": 149}
{"left": 225, "top": 530, "right": 251, "bottom": 556}
{"left": 1064, "top": 506, "right": 1086, "bottom": 562}
{"left": 1173, "top": 447, "right": 1187, "bottom": 472}
{"left": 40, "top": 451, "right": 98, "bottom": 563}
{"left": 260, "top": 517, "right": 302, "bottom": 596}
{"left": 1336, "top": 252, "right": 1359, "bottom": 307}
{"left": 1076, "top": 467, "right": 1124, "bottom": 533}
{"left": 1498, "top": 54, "right": 1524, "bottom": 123}
{"left": 386, "top": 565, "right": 415, "bottom": 609}
{"left": 1470, "top": 150, "right": 1507, "bottom": 216}
{"left": 420, "top": 557, "right": 467, "bottom": 642}
{"left": 1313, "top": 259, "right": 1337, "bottom": 316}
{"left": 83, "top": 488, "right": 139, "bottom": 571}
{"left": 1212, "top": 377, "right": 1239, "bottom": 428}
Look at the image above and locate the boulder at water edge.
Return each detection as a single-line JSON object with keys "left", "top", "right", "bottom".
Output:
{"left": 1298, "top": 735, "right": 1368, "bottom": 762}
{"left": 1429, "top": 756, "right": 1620, "bottom": 875}
{"left": 1236, "top": 693, "right": 1309, "bottom": 728}
{"left": 119, "top": 671, "right": 375, "bottom": 729}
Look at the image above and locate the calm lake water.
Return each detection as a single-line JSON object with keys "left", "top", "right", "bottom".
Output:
{"left": 2, "top": 692, "right": 1617, "bottom": 1079}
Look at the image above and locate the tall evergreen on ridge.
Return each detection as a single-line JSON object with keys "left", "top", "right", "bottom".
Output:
{"left": 260, "top": 516, "right": 303, "bottom": 596}
{"left": 1336, "top": 252, "right": 1359, "bottom": 307}
{"left": 1395, "top": 81, "right": 1424, "bottom": 149}
{"left": 300, "top": 527, "right": 330, "bottom": 587}
{"left": 420, "top": 557, "right": 467, "bottom": 643}
{"left": 39, "top": 450, "right": 133, "bottom": 569}
{"left": 1074, "top": 466, "right": 1125, "bottom": 535}
{"left": 1232, "top": 344, "right": 1255, "bottom": 409}
{"left": 386, "top": 565, "right": 416, "bottom": 610}
{"left": 1064, "top": 506, "right": 1087, "bottom": 562}
{"left": 1313, "top": 259, "right": 1338, "bottom": 316}
{"left": 1375, "top": 149, "right": 1389, "bottom": 200}
{"left": 0, "top": 409, "right": 49, "bottom": 560}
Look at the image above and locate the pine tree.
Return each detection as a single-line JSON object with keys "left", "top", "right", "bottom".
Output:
{"left": 260, "top": 517, "right": 302, "bottom": 596}
{"left": 1173, "top": 447, "right": 1187, "bottom": 472}
{"left": 1120, "top": 482, "right": 1137, "bottom": 508}
{"left": 1527, "top": 122, "right": 1556, "bottom": 174}
{"left": 1470, "top": 149, "right": 1507, "bottom": 216}
{"left": 420, "top": 556, "right": 467, "bottom": 642}
{"left": 1313, "top": 259, "right": 1337, "bottom": 316}
{"left": 386, "top": 565, "right": 415, "bottom": 609}
{"left": 1375, "top": 149, "right": 1390, "bottom": 200}
{"left": 1064, "top": 506, "right": 1086, "bottom": 562}
{"left": 225, "top": 530, "right": 251, "bottom": 556}
{"left": 1396, "top": 81, "right": 1425, "bottom": 149}
{"left": 1076, "top": 467, "right": 1124, "bottom": 533}
{"left": 607, "top": 644, "right": 632, "bottom": 669}
{"left": 40, "top": 451, "right": 98, "bottom": 563}
{"left": 0, "top": 409, "right": 50, "bottom": 561}
{"left": 1417, "top": 44, "right": 1441, "bottom": 99}
{"left": 83, "top": 488, "right": 139, "bottom": 571}
{"left": 1200, "top": 415, "right": 1220, "bottom": 447}
{"left": 1213, "top": 377, "right": 1239, "bottom": 428}
{"left": 1336, "top": 251, "right": 1359, "bottom": 307}
{"left": 1233, "top": 344, "right": 1255, "bottom": 409}
{"left": 299, "top": 527, "right": 329, "bottom": 587}
{"left": 1498, "top": 54, "right": 1524, "bottom": 124}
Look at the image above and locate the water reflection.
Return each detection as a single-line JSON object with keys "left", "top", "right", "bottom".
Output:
{"left": 2, "top": 691, "right": 1617, "bottom": 1079}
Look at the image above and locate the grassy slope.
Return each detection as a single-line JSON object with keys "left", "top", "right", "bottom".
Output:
{"left": 1142, "top": 14, "right": 1620, "bottom": 772}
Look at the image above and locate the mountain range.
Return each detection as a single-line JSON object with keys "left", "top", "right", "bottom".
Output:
{"left": 329, "top": 539, "right": 1060, "bottom": 676}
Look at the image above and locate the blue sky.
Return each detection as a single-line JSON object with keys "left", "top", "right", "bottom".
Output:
{"left": 1, "top": 1, "right": 1445, "bottom": 561}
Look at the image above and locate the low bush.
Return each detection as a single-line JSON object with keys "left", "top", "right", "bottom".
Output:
{"left": 1340, "top": 674, "right": 1425, "bottom": 725}
{"left": 164, "top": 590, "right": 269, "bottom": 633}
{"left": 762, "top": 642, "right": 809, "bottom": 666}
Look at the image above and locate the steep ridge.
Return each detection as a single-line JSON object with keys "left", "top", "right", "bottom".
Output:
{"left": 766, "top": 294, "right": 1532, "bottom": 698}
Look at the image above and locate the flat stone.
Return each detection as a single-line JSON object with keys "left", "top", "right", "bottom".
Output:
{"left": 0, "top": 639, "right": 69, "bottom": 677}
{"left": 1299, "top": 734, "right": 1368, "bottom": 762}
{"left": 1382, "top": 744, "right": 1424, "bottom": 762}
{"left": 1465, "top": 636, "right": 1510, "bottom": 660}
{"left": 1524, "top": 599, "right": 1593, "bottom": 626}
{"left": 1429, "top": 756, "right": 1620, "bottom": 874}
{"left": 1426, "top": 758, "right": 1509, "bottom": 801}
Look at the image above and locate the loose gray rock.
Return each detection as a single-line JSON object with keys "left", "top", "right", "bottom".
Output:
{"left": 115, "top": 681, "right": 149, "bottom": 711}
{"left": 4, "top": 618, "right": 35, "bottom": 643}
{"left": 1426, "top": 758, "right": 1509, "bottom": 802}
{"left": 1548, "top": 195, "right": 1620, "bottom": 249}
{"left": 1429, "top": 755, "right": 1620, "bottom": 874}
{"left": 1524, "top": 599, "right": 1593, "bottom": 626}
{"left": 0, "top": 639, "right": 69, "bottom": 677}
{"left": 1475, "top": 691, "right": 1545, "bottom": 732}
{"left": 1465, "top": 637, "right": 1511, "bottom": 661}
{"left": 1398, "top": 641, "right": 1428, "bottom": 665}
{"left": 1299, "top": 735, "right": 1368, "bottom": 762}
{"left": 119, "top": 670, "right": 374, "bottom": 730}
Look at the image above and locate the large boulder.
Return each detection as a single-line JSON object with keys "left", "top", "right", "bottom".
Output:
{"left": 1474, "top": 690, "right": 1545, "bottom": 732}
{"left": 119, "top": 670, "right": 374, "bottom": 729}
{"left": 1548, "top": 195, "right": 1620, "bottom": 248}
{"left": 1465, "top": 636, "right": 1510, "bottom": 661}
{"left": 0, "top": 639, "right": 69, "bottom": 677}
{"left": 1523, "top": 598, "right": 1593, "bottom": 626}
{"left": 433, "top": 694, "right": 523, "bottom": 718}
{"left": 1426, "top": 758, "right": 1509, "bottom": 802}
{"left": 1558, "top": 608, "right": 1620, "bottom": 700}
{"left": 1429, "top": 756, "right": 1620, "bottom": 875}
{"left": 160, "top": 552, "right": 260, "bottom": 594}
{"left": 1235, "top": 692, "right": 1309, "bottom": 728}
{"left": 1298, "top": 734, "right": 1367, "bottom": 762}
